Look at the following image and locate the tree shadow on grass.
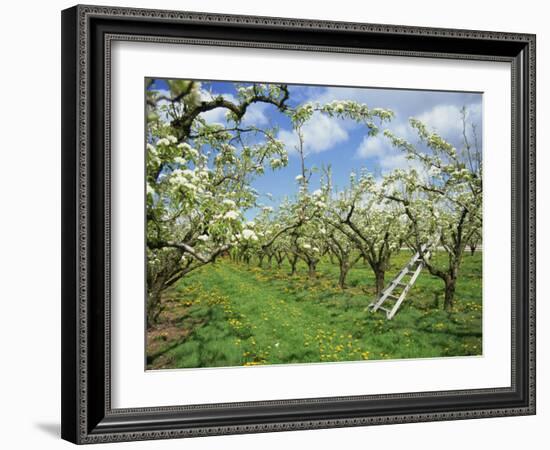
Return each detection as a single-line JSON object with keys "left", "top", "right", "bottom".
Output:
{"left": 413, "top": 315, "right": 482, "bottom": 339}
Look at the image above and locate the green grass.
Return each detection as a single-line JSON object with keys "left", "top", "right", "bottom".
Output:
{"left": 146, "top": 251, "right": 482, "bottom": 369}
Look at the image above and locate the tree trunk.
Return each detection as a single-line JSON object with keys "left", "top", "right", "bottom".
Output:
{"left": 147, "top": 288, "right": 163, "bottom": 329}
{"left": 258, "top": 254, "right": 264, "bottom": 268}
{"left": 444, "top": 276, "right": 457, "bottom": 311}
{"left": 267, "top": 254, "right": 273, "bottom": 268}
{"left": 338, "top": 262, "right": 349, "bottom": 289}
{"left": 469, "top": 244, "right": 477, "bottom": 256}
{"left": 375, "top": 269, "right": 385, "bottom": 297}
{"left": 307, "top": 260, "right": 317, "bottom": 278}
{"left": 289, "top": 254, "right": 298, "bottom": 275}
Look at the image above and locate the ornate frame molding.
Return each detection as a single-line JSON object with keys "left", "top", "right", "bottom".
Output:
{"left": 61, "top": 4, "right": 536, "bottom": 444}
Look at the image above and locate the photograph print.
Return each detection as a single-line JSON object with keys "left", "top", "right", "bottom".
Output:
{"left": 145, "top": 78, "right": 483, "bottom": 370}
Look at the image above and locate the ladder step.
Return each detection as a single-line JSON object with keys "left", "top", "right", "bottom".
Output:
{"left": 369, "top": 240, "right": 436, "bottom": 320}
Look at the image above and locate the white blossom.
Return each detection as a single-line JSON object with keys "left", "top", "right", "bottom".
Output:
{"left": 224, "top": 211, "right": 240, "bottom": 220}
{"left": 428, "top": 166, "right": 442, "bottom": 177}
{"left": 242, "top": 229, "right": 258, "bottom": 241}
{"left": 182, "top": 169, "right": 196, "bottom": 178}
{"left": 270, "top": 158, "right": 282, "bottom": 169}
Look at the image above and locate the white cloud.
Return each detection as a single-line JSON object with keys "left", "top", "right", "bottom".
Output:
{"left": 391, "top": 121, "right": 417, "bottom": 142}
{"left": 304, "top": 86, "right": 482, "bottom": 147}
{"left": 199, "top": 89, "right": 236, "bottom": 104}
{"left": 200, "top": 108, "right": 228, "bottom": 124}
{"left": 356, "top": 135, "right": 386, "bottom": 159}
{"left": 414, "top": 102, "right": 481, "bottom": 146}
{"left": 152, "top": 85, "right": 270, "bottom": 133}
{"left": 278, "top": 112, "right": 348, "bottom": 155}
{"left": 199, "top": 90, "right": 236, "bottom": 125}
{"left": 416, "top": 104, "right": 463, "bottom": 137}
{"left": 199, "top": 91, "right": 270, "bottom": 126}
{"left": 310, "top": 86, "right": 370, "bottom": 106}
{"left": 379, "top": 154, "right": 409, "bottom": 170}
{"left": 277, "top": 129, "right": 299, "bottom": 151}
{"left": 355, "top": 127, "right": 424, "bottom": 174}
{"left": 241, "top": 103, "right": 269, "bottom": 126}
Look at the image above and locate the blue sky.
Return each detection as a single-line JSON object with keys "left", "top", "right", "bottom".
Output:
{"left": 149, "top": 79, "right": 482, "bottom": 217}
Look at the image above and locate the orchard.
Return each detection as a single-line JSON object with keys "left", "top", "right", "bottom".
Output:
{"left": 145, "top": 80, "right": 483, "bottom": 369}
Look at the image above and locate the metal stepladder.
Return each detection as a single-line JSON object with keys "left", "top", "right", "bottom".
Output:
{"left": 368, "top": 238, "right": 438, "bottom": 320}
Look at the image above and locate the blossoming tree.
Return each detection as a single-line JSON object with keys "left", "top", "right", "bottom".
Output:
{"left": 382, "top": 115, "right": 482, "bottom": 311}
{"left": 145, "top": 80, "right": 291, "bottom": 326}
{"left": 323, "top": 170, "right": 408, "bottom": 294}
{"left": 268, "top": 100, "right": 395, "bottom": 279}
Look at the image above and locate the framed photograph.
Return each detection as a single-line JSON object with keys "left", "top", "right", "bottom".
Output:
{"left": 61, "top": 4, "right": 536, "bottom": 444}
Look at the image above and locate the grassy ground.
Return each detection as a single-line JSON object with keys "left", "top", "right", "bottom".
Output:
{"left": 147, "top": 251, "right": 482, "bottom": 369}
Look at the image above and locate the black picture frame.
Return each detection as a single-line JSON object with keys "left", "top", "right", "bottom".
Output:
{"left": 61, "top": 4, "right": 536, "bottom": 444}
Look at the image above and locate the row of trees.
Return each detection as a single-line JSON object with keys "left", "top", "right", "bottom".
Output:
{"left": 145, "top": 80, "right": 482, "bottom": 328}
